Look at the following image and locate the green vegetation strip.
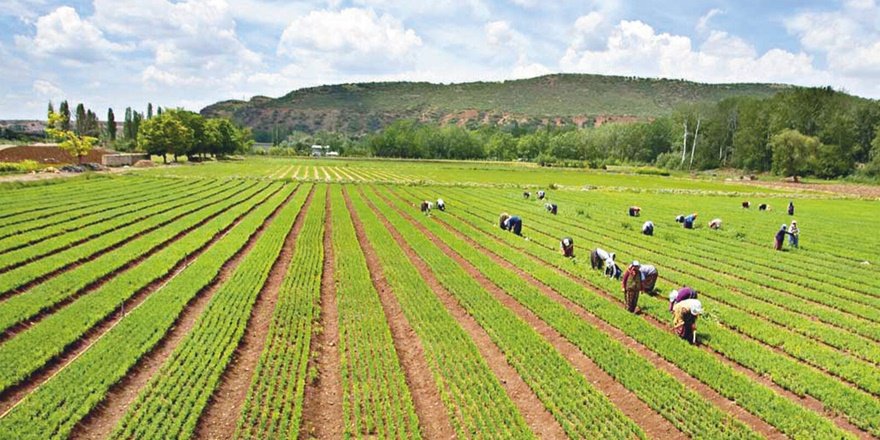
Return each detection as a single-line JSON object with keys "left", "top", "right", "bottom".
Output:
{"left": 0, "top": 181, "right": 260, "bottom": 335}
{"left": 330, "top": 186, "right": 422, "bottom": 439}
{"left": 348, "top": 188, "right": 533, "bottom": 438}
{"left": 0, "top": 177, "right": 135, "bottom": 218}
{"left": 0, "top": 182, "right": 279, "bottom": 394}
{"left": 378, "top": 187, "right": 760, "bottom": 440}
{"left": 233, "top": 187, "right": 327, "bottom": 440}
{"left": 0, "top": 183, "right": 295, "bottom": 440}
{"left": 400, "top": 186, "right": 856, "bottom": 439}
{"left": 109, "top": 185, "right": 310, "bottom": 439}
{"left": 0, "top": 180, "right": 255, "bottom": 296}
{"left": 362, "top": 187, "right": 646, "bottom": 439}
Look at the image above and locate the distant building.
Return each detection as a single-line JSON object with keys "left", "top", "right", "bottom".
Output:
{"left": 311, "top": 144, "right": 339, "bottom": 157}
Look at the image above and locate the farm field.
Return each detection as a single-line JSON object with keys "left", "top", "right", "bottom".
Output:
{"left": 0, "top": 158, "right": 877, "bottom": 439}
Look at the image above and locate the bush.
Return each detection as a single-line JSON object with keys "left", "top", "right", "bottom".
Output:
{"left": 0, "top": 160, "right": 40, "bottom": 173}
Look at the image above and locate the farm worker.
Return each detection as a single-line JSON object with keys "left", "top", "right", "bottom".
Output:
{"left": 683, "top": 213, "right": 697, "bottom": 229}
{"left": 708, "top": 218, "right": 722, "bottom": 230}
{"left": 545, "top": 203, "right": 558, "bottom": 215}
{"left": 437, "top": 198, "right": 446, "bottom": 211}
{"left": 669, "top": 287, "right": 698, "bottom": 311}
{"left": 639, "top": 264, "right": 659, "bottom": 293}
{"left": 560, "top": 237, "right": 575, "bottom": 258}
{"left": 672, "top": 299, "right": 703, "bottom": 344}
{"left": 642, "top": 221, "right": 654, "bottom": 236}
{"left": 537, "top": 190, "right": 546, "bottom": 200}
{"left": 675, "top": 215, "right": 685, "bottom": 224}
{"left": 621, "top": 261, "right": 642, "bottom": 313}
{"left": 788, "top": 201, "right": 795, "bottom": 216}
{"left": 590, "top": 248, "right": 614, "bottom": 270}
{"left": 628, "top": 206, "right": 641, "bottom": 217}
{"left": 523, "top": 191, "right": 531, "bottom": 199}
{"left": 759, "top": 203, "right": 768, "bottom": 211}
{"left": 774, "top": 224, "right": 793, "bottom": 250}
{"left": 501, "top": 215, "right": 523, "bottom": 236}
{"left": 420, "top": 201, "right": 431, "bottom": 215}
{"left": 742, "top": 201, "right": 751, "bottom": 209}
{"left": 788, "top": 220, "right": 799, "bottom": 248}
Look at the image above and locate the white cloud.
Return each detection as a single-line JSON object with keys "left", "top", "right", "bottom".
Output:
{"left": 484, "top": 20, "right": 549, "bottom": 79}
{"left": 278, "top": 8, "right": 422, "bottom": 71}
{"left": 14, "top": 6, "right": 129, "bottom": 63}
{"left": 32, "top": 79, "right": 62, "bottom": 98}
{"left": 696, "top": 8, "right": 724, "bottom": 34}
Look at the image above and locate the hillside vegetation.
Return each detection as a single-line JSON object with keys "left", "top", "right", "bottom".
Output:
{"left": 201, "top": 74, "right": 787, "bottom": 138}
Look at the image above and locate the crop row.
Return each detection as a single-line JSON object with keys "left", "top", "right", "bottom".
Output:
{"left": 397, "top": 185, "right": 859, "bottom": 439}
{"left": 0, "top": 182, "right": 295, "bottom": 440}
{"left": 0, "top": 179, "right": 235, "bottom": 271}
{"left": 109, "top": 185, "right": 311, "bottom": 439}
{"left": 0, "top": 181, "right": 261, "bottom": 336}
{"left": 0, "top": 181, "right": 279, "bottom": 395}
{"left": 233, "top": 187, "right": 327, "bottom": 439}
{"left": 425, "top": 187, "right": 880, "bottom": 437}
{"left": 329, "top": 186, "right": 423, "bottom": 439}
{"left": 0, "top": 176, "right": 136, "bottom": 218}
{"left": 0, "top": 178, "right": 211, "bottom": 255}
{"left": 375, "top": 187, "right": 762, "bottom": 439}
{"left": 361, "top": 187, "right": 647, "bottom": 439}
{"left": 0, "top": 180, "right": 255, "bottom": 296}
{"left": 0, "top": 177, "right": 176, "bottom": 230}
{"left": 347, "top": 187, "right": 534, "bottom": 438}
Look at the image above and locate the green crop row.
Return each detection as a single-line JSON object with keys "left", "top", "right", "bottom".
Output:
{"left": 397, "top": 186, "right": 857, "bottom": 439}
{"left": 347, "top": 187, "right": 534, "bottom": 438}
{"left": 0, "top": 181, "right": 278, "bottom": 394}
{"left": 0, "top": 178, "right": 233, "bottom": 271}
{"left": 233, "top": 187, "right": 327, "bottom": 440}
{"left": 109, "top": 185, "right": 311, "bottom": 439}
{"left": 429, "top": 187, "right": 879, "bottom": 436}
{"left": 0, "top": 181, "right": 260, "bottom": 336}
{"left": 0, "top": 183, "right": 295, "bottom": 440}
{"left": 0, "top": 180, "right": 256, "bottom": 296}
{"left": 379, "top": 186, "right": 762, "bottom": 439}
{"left": 362, "top": 187, "right": 647, "bottom": 439}
{"left": 0, "top": 176, "right": 138, "bottom": 218}
{"left": 329, "top": 186, "right": 422, "bottom": 439}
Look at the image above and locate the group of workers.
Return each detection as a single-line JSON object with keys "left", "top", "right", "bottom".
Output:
{"left": 745, "top": 200, "right": 801, "bottom": 250}
{"left": 420, "top": 198, "right": 446, "bottom": 215}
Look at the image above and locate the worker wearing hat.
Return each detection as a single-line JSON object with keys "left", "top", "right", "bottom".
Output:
{"left": 672, "top": 299, "right": 704, "bottom": 344}
{"left": 669, "top": 287, "right": 698, "bottom": 312}
{"left": 621, "top": 260, "right": 642, "bottom": 313}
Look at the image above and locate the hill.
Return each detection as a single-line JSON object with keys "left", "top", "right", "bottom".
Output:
{"left": 200, "top": 73, "right": 789, "bottom": 140}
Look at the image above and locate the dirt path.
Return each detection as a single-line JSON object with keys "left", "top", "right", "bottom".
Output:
{"left": 358, "top": 187, "right": 567, "bottom": 439}
{"left": 299, "top": 192, "right": 343, "bottom": 439}
{"left": 196, "top": 186, "right": 317, "bottom": 439}
{"left": 430, "top": 206, "right": 871, "bottom": 439}
{"left": 344, "top": 187, "right": 460, "bottom": 440}
{"left": 740, "top": 180, "right": 880, "bottom": 199}
{"left": 374, "top": 189, "right": 683, "bottom": 440}
{"left": 65, "top": 185, "right": 298, "bottom": 440}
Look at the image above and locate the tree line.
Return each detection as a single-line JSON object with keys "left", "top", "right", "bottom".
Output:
{"left": 46, "top": 100, "right": 253, "bottom": 163}
{"left": 267, "top": 87, "right": 880, "bottom": 179}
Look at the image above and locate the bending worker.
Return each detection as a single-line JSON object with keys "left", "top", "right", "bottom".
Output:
{"left": 774, "top": 224, "right": 793, "bottom": 250}
{"left": 683, "top": 213, "right": 697, "bottom": 229}
{"left": 669, "top": 287, "right": 698, "bottom": 311}
{"left": 499, "top": 213, "right": 523, "bottom": 236}
{"left": 628, "top": 206, "right": 641, "bottom": 217}
{"left": 537, "top": 190, "right": 546, "bottom": 200}
{"left": 420, "top": 200, "right": 431, "bottom": 215}
{"left": 639, "top": 264, "right": 659, "bottom": 293}
{"left": 545, "top": 203, "right": 558, "bottom": 215}
{"left": 560, "top": 237, "right": 574, "bottom": 258}
{"left": 621, "top": 261, "right": 642, "bottom": 313}
{"left": 437, "top": 198, "right": 446, "bottom": 211}
{"left": 672, "top": 298, "right": 703, "bottom": 344}
{"left": 709, "top": 218, "right": 722, "bottom": 230}
{"left": 642, "top": 220, "right": 654, "bottom": 236}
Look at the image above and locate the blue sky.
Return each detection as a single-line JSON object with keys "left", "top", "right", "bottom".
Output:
{"left": 1, "top": 0, "right": 878, "bottom": 119}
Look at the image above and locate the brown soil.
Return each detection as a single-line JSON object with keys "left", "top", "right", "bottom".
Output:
{"left": 0, "top": 184, "right": 283, "bottom": 419}
{"left": 343, "top": 187, "right": 458, "bottom": 439}
{"left": 359, "top": 187, "right": 566, "bottom": 439}
{"left": 68, "top": 184, "right": 298, "bottom": 439}
{"left": 0, "top": 145, "right": 110, "bottom": 164}
{"left": 299, "top": 191, "right": 343, "bottom": 439}
{"left": 0, "top": 181, "right": 259, "bottom": 300}
{"left": 740, "top": 179, "right": 880, "bottom": 199}
{"left": 375, "top": 189, "right": 682, "bottom": 439}
{"left": 195, "top": 185, "right": 316, "bottom": 439}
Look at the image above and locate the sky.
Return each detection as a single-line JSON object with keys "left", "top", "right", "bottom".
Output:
{"left": 1, "top": 0, "right": 879, "bottom": 119}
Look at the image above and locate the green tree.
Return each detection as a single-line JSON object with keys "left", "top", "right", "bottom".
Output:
{"left": 58, "top": 100, "right": 71, "bottom": 131}
{"left": 107, "top": 108, "right": 116, "bottom": 141}
{"left": 147, "top": 103, "right": 153, "bottom": 120}
{"left": 46, "top": 109, "right": 97, "bottom": 164}
{"left": 138, "top": 112, "right": 193, "bottom": 164}
{"left": 770, "top": 129, "right": 819, "bottom": 177}
{"left": 75, "top": 103, "right": 86, "bottom": 135}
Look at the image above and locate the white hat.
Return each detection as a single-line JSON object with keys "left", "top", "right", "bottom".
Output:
{"left": 690, "top": 300, "right": 704, "bottom": 315}
{"left": 781, "top": 224, "right": 787, "bottom": 229}
{"left": 669, "top": 290, "right": 679, "bottom": 302}
{"left": 632, "top": 260, "right": 640, "bottom": 267}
